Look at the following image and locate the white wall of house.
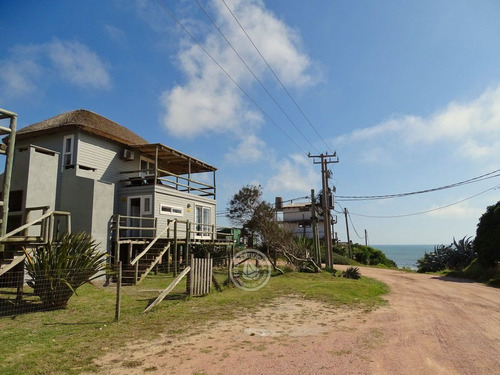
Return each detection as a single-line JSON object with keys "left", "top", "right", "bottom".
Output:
{"left": 60, "top": 168, "right": 114, "bottom": 252}
{"left": 5, "top": 145, "right": 59, "bottom": 236}
{"left": 282, "top": 204, "right": 326, "bottom": 240}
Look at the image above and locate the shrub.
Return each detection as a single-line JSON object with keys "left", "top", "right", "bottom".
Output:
{"left": 25, "top": 232, "right": 109, "bottom": 308}
{"left": 474, "top": 200, "right": 500, "bottom": 267}
{"left": 341, "top": 267, "right": 361, "bottom": 279}
{"left": 352, "top": 244, "right": 397, "bottom": 267}
{"left": 416, "top": 236, "right": 475, "bottom": 273}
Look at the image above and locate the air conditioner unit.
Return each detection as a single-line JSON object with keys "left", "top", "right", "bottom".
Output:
{"left": 121, "top": 149, "right": 135, "bottom": 161}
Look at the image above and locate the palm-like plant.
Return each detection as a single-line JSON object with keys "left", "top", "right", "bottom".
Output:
{"left": 24, "top": 232, "right": 109, "bottom": 308}
{"left": 417, "top": 236, "right": 475, "bottom": 273}
{"left": 342, "top": 266, "right": 361, "bottom": 279}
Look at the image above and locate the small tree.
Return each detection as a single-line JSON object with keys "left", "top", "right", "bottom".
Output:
{"left": 25, "top": 232, "right": 109, "bottom": 309}
{"left": 227, "top": 185, "right": 320, "bottom": 272}
{"left": 474, "top": 200, "right": 500, "bottom": 267}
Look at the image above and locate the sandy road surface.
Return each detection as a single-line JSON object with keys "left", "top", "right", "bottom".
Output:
{"left": 91, "top": 267, "right": 500, "bottom": 375}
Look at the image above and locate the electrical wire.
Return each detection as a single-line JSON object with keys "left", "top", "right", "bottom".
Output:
{"left": 347, "top": 210, "right": 365, "bottom": 239}
{"left": 348, "top": 184, "right": 500, "bottom": 219}
{"left": 155, "top": 0, "right": 308, "bottom": 155}
{"left": 219, "top": 0, "right": 335, "bottom": 155}
{"left": 195, "top": 0, "right": 321, "bottom": 154}
{"left": 336, "top": 168, "right": 500, "bottom": 201}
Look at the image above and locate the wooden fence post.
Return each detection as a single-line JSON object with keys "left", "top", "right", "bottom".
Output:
{"left": 173, "top": 220, "right": 178, "bottom": 276}
{"left": 115, "top": 261, "right": 122, "bottom": 322}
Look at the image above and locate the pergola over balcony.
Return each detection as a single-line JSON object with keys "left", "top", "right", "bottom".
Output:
{"left": 120, "top": 143, "right": 217, "bottom": 199}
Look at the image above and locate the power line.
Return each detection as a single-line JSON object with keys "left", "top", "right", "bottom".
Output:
{"left": 195, "top": 0, "right": 320, "bottom": 154}
{"left": 219, "top": 0, "right": 335, "bottom": 155}
{"left": 348, "top": 184, "right": 500, "bottom": 219}
{"left": 155, "top": 0, "right": 308, "bottom": 155}
{"left": 336, "top": 168, "right": 500, "bottom": 201}
{"left": 347, "top": 210, "right": 365, "bottom": 239}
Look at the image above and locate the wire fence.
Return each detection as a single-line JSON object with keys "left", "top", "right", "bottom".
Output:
{"left": 0, "top": 256, "right": 231, "bottom": 320}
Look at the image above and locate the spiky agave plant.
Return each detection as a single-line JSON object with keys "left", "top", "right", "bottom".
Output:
{"left": 24, "top": 232, "right": 109, "bottom": 308}
{"left": 341, "top": 266, "right": 361, "bottom": 279}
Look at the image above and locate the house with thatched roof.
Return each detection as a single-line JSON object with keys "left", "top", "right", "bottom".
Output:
{"left": 1, "top": 109, "right": 225, "bottom": 283}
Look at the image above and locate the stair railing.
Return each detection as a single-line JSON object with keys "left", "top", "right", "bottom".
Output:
{"left": 0, "top": 208, "right": 71, "bottom": 245}
{"left": 130, "top": 220, "right": 174, "bottom": 266}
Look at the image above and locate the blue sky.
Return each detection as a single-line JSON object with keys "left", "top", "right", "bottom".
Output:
{"left": 2, "top": 0, "right": 500, "bottom": 245}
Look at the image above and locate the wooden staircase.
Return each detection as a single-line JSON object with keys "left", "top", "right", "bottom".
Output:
{"left": 121, "top": 239, "right": 171, "bottom": 285}
{"left": 0, "top": 245, "right": 31, "bottom": 277}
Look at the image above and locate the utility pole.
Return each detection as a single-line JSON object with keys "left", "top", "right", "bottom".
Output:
{"left": 365, "top": 229, "right": 368, "bottom": 247}
{"left": 344, "top": 208, "right": 352, "bottom": 259}
{"left": 309, "top": 152, "right": 338, "bottom": 269}
{"left": 310, "top": 189, "right": 320, "bottom": 267}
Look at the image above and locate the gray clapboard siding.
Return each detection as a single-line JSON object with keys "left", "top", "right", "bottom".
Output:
{"left": 154, "top": 186, "right": 216, "bottom": 237}
{"left": 77, "top": 132, "right": 135, "bottom": 183}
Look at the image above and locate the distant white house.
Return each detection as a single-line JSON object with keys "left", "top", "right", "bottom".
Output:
{"left": 280, "top": 202, "right": 338, "bottom": 243}
{"left": 281, "top": 202, "right": 323, "bottom": 239}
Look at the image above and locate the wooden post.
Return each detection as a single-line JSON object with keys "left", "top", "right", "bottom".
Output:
{"left": 0, "top": 110, "right": 16, "bottom": 251}
{"left": 207, "top": 252, "right": 212, "bottom": 293}
{"left": 143, "top": 266, "right": 190, "bottom": 313}
{"left": 167, "top": 245, "right": 171, "bottom": 274}
{"left": 187, "top": 254, "right": 194, "bottom": 296}
{"left": 344, "top": 208, "right": 352, "bottom": 258}
{"left": 311, "top": 189, "right": 321, "bottom": 268}
{"left": 227, "top": 245, "right": 232, "bottom": 284}
{"left": 173, "top": 220, "right": 178, "bottom": 276}
{"left": 186, "top": 220, "right": 191, "bottom": 267}
{"left": 134, "top": 261, "right": 139, "bottom": 285}
{"left": 115, "top": 261, "right": 122, "bottom": 322}
{"left": 15, "top": 263, "right": 24, "bottom": 302}
{"left": 115, "top": 214, "right": 121, "bottom": 264}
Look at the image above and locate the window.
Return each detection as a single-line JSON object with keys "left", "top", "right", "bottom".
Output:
{"left": 160, "top": 204, "right": 183, "bottom": 216}
{"left": 143, "top": 196, "right": 152, "bottom": 214}
{"left": 127, "top": 195, "right": 152, "bottom": 216}
{"left": 139, "top": 157, "right": 155, "bottom": 177}
{"left": 195, "top": 205, "right": 211, "bottom": 238}
{"left": 62, "top": 135, "right": 74, "bottom": 170}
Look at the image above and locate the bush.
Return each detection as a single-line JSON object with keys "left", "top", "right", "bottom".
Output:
{"left": 352, "top": 244, "right": 397, "bottom": 267}
{"left": 416, "top": 236, "right": 475, "bottom": 273}
{"left": 25, "top": 232, "right": 109, "bottom": 308}
{"left": 474, "top": 200, "right": 500, "bottom": 267}
{"left": 341, "top": 267, "right": 361, "bottom": 279}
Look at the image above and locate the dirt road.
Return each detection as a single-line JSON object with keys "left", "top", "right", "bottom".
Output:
{"left": 93, "top": 267, "right": 500, "bottom": 375}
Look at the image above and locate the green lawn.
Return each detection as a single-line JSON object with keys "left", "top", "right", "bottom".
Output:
{"left": 0, "top": 270, "right": 388, "bottom": 375}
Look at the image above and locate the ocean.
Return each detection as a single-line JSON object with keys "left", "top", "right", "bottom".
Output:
{"left": 372, "top": 244, "right": 437, "bottom": 269}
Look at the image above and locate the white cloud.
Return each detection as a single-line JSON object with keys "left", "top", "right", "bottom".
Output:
{"left": 0, "top": 58, "right": 41, "bottom": 98}
{"left": 104, "top": 24, "right": 127, "bottom": 44}
{"left": 47, "top": 39, "right": 111, "bottom": 90}
{"left": 425, "top": 201, "right": 483, "bottom": 219}
{"left": 160, "top": 0, "right": 318, "bottom": 138}
{"left": 0, "top": 39, "right": 111, "bottom": 98}
{"left": 225, "top": 134, "right": 267, "bottom": 162}
{"left": 266, "top": 154, "right": 320, "bottom": 193}
{"left": 335, "top": 85, "right": 500, "bottom": 162}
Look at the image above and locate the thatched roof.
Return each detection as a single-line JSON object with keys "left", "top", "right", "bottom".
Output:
{"left": 17, "top": 109, "right": 148, "bottom": 146}
{"left": 15, "top": 109, "right": 217, "bottom": 175}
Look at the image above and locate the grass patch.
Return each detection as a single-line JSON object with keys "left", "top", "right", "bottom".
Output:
{"left": 443, "top": 259, "right": 500, "bottom": 287}
{"left": 0, "top": 269, "right": 387, "bottom": 374}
